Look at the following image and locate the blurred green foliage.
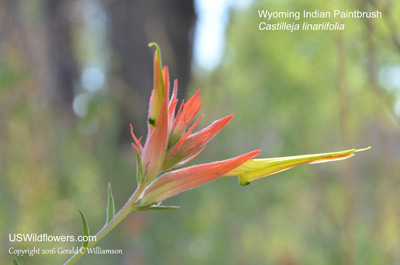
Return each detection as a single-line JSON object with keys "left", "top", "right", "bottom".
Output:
{"left": 1, "top": 0, "right": 400, "bottom": 264}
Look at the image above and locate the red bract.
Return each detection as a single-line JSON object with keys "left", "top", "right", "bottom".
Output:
{"left": 138, "top": 150, "right": 261, "bottom": 205}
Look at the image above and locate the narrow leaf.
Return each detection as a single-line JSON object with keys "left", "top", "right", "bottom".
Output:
{"left": 13, "top": 258, "right": 20, "bottom": 265}
{"left": 135, "top": 203, "right": 180, "bottom": 211}
{"left": 106, "top": 183, "right": 115, "bottom": 224}
{"left": 79, "top": 210, "right": 90, "bottom": 248}
{"left": 148, "top": 205, "right": 180, "bottom": 210}
{"left": 224, "top": 147, "right": 371, "bottom": 185}
{"left": 133, "top": 143, "right": 144, "bottom": 184}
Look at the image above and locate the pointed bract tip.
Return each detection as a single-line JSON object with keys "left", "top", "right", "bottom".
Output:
{"left": 148, "top": 42, "right": 160, "bottom": 50}
{"left": 355, "top": 146, "right": 371, "bottom": 152}
{"left": 149, "top": 42, "right": 162, "bottom": 64}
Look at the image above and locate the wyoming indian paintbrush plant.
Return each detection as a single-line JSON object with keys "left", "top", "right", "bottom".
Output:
{"left": 60, "top": 43, "right": 369, "bottom": 265}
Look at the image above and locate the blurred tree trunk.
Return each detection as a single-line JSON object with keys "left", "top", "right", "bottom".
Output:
{"left": 43, "top": 0, "right": 79, "bottom": 118}
{"left": 105, "top": 0, "right": 196, "bottom": 140}
{"left": 1, "top": 0, "right": 196, "bottom": 140}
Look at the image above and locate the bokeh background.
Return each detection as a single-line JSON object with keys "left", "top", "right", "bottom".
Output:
{"left": 1, "top": 0, "right": 400, "bottom": 264}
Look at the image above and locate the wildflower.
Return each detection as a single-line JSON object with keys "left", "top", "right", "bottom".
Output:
{"left": 130, "top": 43, "right": 260, "bottom": 187}
{"left": 131, "top": 43, "right": 369, "bottom": 207}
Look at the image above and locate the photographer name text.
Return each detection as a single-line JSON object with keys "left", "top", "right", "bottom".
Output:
{"left": 9, "top": 246, "right": 123, "bottom": 257}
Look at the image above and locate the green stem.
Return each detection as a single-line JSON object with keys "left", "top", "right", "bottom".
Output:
{"left": 63, "top": 184, "right": 146, "bottom": 265}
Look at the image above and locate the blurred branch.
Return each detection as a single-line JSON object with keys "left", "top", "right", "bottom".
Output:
{"left": 336, "top": 30, "right": 356, "bottom": 265}
{"left": 378, "top": 1, "right": 400, "bottom": 52}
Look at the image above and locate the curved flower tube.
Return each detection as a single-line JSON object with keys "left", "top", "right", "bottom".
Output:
{"left": 224, "top": 147, "right": 371, "bottom": 186}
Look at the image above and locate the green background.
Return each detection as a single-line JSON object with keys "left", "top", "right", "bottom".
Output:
{"left": 1, "top": 0, "right": 400, "bottom": 264}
